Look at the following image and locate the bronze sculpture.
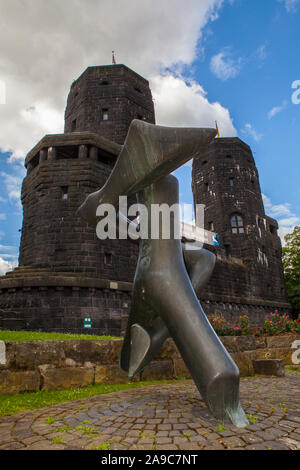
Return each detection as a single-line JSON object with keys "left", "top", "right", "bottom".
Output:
{"left": 78, "top": 120, "right": 249, "bottom": 427}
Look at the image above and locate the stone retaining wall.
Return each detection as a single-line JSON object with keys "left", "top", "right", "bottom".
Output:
{"left": 0, "top": 333, "right": 299, "bottom": 394}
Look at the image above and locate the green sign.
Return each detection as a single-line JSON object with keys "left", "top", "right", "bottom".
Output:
{"left": 83, "top": 317, "right": 92, "bottom": 329}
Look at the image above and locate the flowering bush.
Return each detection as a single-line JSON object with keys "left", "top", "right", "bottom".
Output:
{"left": 290, "top": 315, "right": 300, "bottom": 333}
{"left": 208, "top": 312, "right": 300, "bottom": 336}
{"left": 263, "top": 311, "right": 292, "bottom": 335}
{"left": 208, "top": 315, "right": 236, "bottom": 336}
{"left": 236, "top": 315, "right": 251, "bottom": 336}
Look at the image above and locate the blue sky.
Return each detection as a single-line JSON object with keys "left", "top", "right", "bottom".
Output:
{"left": 0, "top": 0, "right": 299, "bottom": 274}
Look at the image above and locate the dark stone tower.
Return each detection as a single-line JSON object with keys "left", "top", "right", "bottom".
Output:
{"left": 192, "top": 137, "right": 290, "bottom": 325}
{"left": 0, "top": 64, "right": 155, "bottom": 335}
{"left": 64, "top": 65, "right": 155, "bottom": 144}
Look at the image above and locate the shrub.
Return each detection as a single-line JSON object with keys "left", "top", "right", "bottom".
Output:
{"left": 236, "top": 315, "right": 251, "bottom": 336}
{"left": 208, "top": 312, "right": 299, "bottom": 337}
{"left": 263, "top": 311, "right": 293, "bottom": 335}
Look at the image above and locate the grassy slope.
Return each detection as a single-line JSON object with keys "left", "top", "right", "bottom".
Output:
{"left": 0, "top": 330, "right": 121, "bottom": 342}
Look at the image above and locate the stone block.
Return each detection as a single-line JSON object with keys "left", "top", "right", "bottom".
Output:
{"left": 235, "top": 335, "right": 256, "bottom": 352}
{"left": 39, "top": 365, "right": 94, "bottom": 390}
{"left": 254, "top": 337, "right": 267, "bottom": 349}
{"left": 256, "top": 347, "right": 292, "bottom": 365}
{"left": 141, "top": 360, "right": 174, "bottom": 381}
{"left": 94, "top": 364, "right": 136, "bottom": 384}
{"left": 173, "top": 358, "right": 191, "bottom": 378}
{"left": 0, "top": 370, "right": 40, "bottom": 394}
{"left": 13, "top": 341, "right": 64, "bottom": 370}
{"left": 155, "top": 339, "right": 181, "bottom": 360}
{"left": 231, "top": 351, "right": 257, "bottom": 377}
{"left": 220, "top": 336, "right": 256, "bottom": 353}
{"left": 109, "top": 340, "right": 123, "bottom": 362}
{"left": 253, "top": 359, "right": 285, "bottom": 377}
{"left": 62, "top": 340, "right": 113, "bottom": 365}
{"left": 266, "top": 334, "right": 297, "bottom": 349}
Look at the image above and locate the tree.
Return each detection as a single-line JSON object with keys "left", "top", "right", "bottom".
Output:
{"left": 282, "top": 226, "right": 300, "bottom": 317}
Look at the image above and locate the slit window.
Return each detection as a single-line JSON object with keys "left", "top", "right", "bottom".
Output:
{"left": 62, "top": 187, "right": 69, "bottom": 200}
{"left": 102, "top": 109, "right": 109, "bottom": 121}
{"left": 71, "top": 119, "right": 76, "bottom": 132}
{"left": 104, "top": 253, "right": 113, "bottom": 266}
{"left": 229, "top": 178, "right": 234, "bottom": 187}
{"left": 231, "top": 214, "right": 244, "bottom": 234}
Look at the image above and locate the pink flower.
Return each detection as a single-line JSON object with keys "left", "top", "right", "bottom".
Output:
{"left": 270, "top": 321, "right": 273, "bottom": 324}
{"left": 234, "top": 326, "right": 240, "bottom": 330}
{"left": 213, "top": 318, "right": 218, "bottom": 323}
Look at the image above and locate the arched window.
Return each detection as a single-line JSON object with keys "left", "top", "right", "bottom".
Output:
{"left": 231, "top": 214, "right": 244, "bottom": 234}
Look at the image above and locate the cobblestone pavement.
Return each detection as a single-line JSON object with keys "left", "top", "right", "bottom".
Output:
{"left": 0, "top": 371, "right": 299, "bottom": 451}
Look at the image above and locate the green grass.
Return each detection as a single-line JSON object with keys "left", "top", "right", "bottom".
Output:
{"left": 0, "top": 379, "right": 185, "bottom": 417}
{"left": 0, "top": 330, "right": 121, "bottom": 342}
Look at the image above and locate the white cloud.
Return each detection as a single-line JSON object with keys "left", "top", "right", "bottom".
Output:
{"left": 241, "top": 123, "right": 263, "bottom": 142}
{"left": 1, "top": 166, "right": 26, "bottom": 208}
{"left": 268, "top": 100, "right": 287, "bottom": 119}
{"left": 256, "top": 44, "right": 268, "bottom": 61}
{"left": 0, "top": 0, "right": 231, "bottom": 161}
{"left": 210, "top": 48, "right": 243, "bottom": 80}
{"left": 262, "top": 194, "right": 300, "bottom": 245}
{"left": 151, "top": 74, "right": 236, "bottom": 135}
{"left": 0, "top": 256, "right": 17, "bottom": 276}
{"left": 278, "top": 0, "right": 300, "bottom": 13}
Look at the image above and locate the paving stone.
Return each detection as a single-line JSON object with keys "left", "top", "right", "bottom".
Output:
{"left": 220, "top": 437, "right": 245, "bottom": 448}
{"left": 0, "top": 371, "right": 299, "bottom": 451}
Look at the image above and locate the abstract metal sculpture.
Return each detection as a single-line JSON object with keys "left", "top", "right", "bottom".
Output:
{"left": 78, "top": 120, "right": 249, "bottom": 427}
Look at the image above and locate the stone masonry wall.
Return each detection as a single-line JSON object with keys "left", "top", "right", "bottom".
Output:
{"left": 0, "top": 283, "right": 131, "bottom": 337}
{"left": 0, "top": 334, "right": 298, "bottom": 394}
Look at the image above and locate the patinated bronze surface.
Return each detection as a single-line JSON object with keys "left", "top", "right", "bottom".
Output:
{"left": 78, "top": 120, "right": 249, "bottom": 427}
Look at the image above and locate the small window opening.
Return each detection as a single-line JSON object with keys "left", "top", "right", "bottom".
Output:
{"left": 101, "top": 80, "right": 109, "bottom": 85}
{"left": 226, "top": 154, "right": 232, "bottom": 159}
{"left": 229, "top": 178, "right": 234, "bottom": 187}
{"left": 102, "top": 109, "right": 109, "bottom": 121}
{"left": 62, "top": 187, "right": 69, "bottom": 201}
{"left": 71, "top": 119, "right": 76, "bottom": 132}
{"left": 208, "top": 221, "right": 214, "bottom": 232}
{"left": 104, "top": 253, "right": 113, "bottom": 266}
{"left": 205, "top": 182, "right": 209, "bottom": 192}
{"left": 134, "top": 86, "right": 142, "bottom": 93}
{"left": 202, "top": 160, "right": 208, "bottom": 166}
